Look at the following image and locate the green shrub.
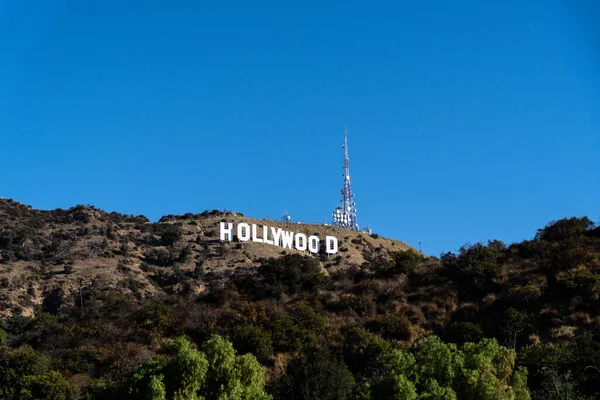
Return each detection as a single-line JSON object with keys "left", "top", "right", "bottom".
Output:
{"left": 365, "top": 315, "right": 412, "bottom": 341}
{"left": 444, "top": 322, "right": 484, "bottom": 345}
{"left": 342, "top": 327, "right": 393, "bottom": 380}
{"left": 231, "top": 325, "right": 273, "bottom": 360}
{"left": 271, "top": 315, "right": 315, "bottom": 353}
{"left": 154, "top": 223, "right": 182, "bottom": 246}
{"left": 179, "top": 245, "right": 192, "bottom": 262}
{"left": 373, "top": 249, "right": 424, "bottom": 277}
{"left": 507, "top": 285, "right": 542, "bottom": 308}
{"left": 234, "top": 254, "right": 326, "bottom": 299}
{"left": 270, "top": 304, "right": 324, "bottom": 353}
{"left": 391, "top": 249, "right": 423, "bottom": 274}
{"left": 535, "top": 217, "right": 595, "bottom": 242}
{"left": 120, "top": 239, "right": 129, "bottom": 256}
{"left": 559, "top": 267, "right": 600, "bottom": 296}
{"left": 443, "top": 240, "right": 504, "bottom": 290}
{"left": 144, "top": 248, "right": 172, "bottom": 266}
{"left": 271, "top": 347, "right": 354, "bottom": 400}
{"left": 0, "top": 345, "right": 77, "bottom": 399}
{"left": 194, "top": 260, "right": 205, "bottom": 280}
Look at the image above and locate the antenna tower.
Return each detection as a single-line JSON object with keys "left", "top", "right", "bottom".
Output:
{"left": 332, "top": 126, "right": 359, "bottom": 230}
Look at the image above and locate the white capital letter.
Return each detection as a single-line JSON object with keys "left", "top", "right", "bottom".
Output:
{"left": 308, "top": 235, "right": 320, "bottom": 254}
{"left": 237, "top": 223, "right": 250, "bottom": 241}
{"left": 295, "top": 233, "right": 307, "bottom": 251}
{"left": 271, "top": 227, "right": 283, "bottom": 247}
{"left": 325, "top": 236, "right": 338, "bottom": 254}
{"left": 251, "top": 224, "right": 263, "bottom": 243}
{"left": 263, "top": 225, "right": 274, "bottom": 245}
{"left": 220, "top": 222, "right": 233, "bottom": 241}
{"left": 281, "top": 230, "right": 294, "bottom": 249}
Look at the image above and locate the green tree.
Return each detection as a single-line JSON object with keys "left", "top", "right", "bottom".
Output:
{"left": 271, "top": 348, "right": 354, "bottom": 400}
{"left": 342, "top": 327, "right": 393, "bottom": 380}
{"left": 126, "top": 335, "right": 270, "bottom": 400}
{"left": 366, "top": 336, "right": 531, "bottom": 400}
{"left": 156, "top": 224, "right": 183, "bottom": 246}
{"left": 535, "top": 217, "right": 595, "bottom": 242}
{"left": 391, "top": 249, "right": 423, "bottom": 274}
{"left": 0, "top": 345, "right": 76, "bottom": 400}
{"left": 201, "top": 335, "right": 271, "bottom": 400}
{"left": 501, "top": 308, "right": 530, "bottom": 350}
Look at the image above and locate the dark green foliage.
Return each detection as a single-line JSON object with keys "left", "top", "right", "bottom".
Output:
{"left": 442, "top": 240, "right": 505, "bottom": 293}
{"left": 194, "top": 260, "right": 205, "bottom": 280}
{"left": 365, "top": 315, "right": 412, "bottom": 341}
{"left": 232, "top": 325, "right": 274, "bottom": 360}
{"left": 559, "top": 267, "right": 600, "bottom": 297}
{"left": 144, "top": 248, "right": 172, "bottom": 266}
{"left": 234, "top": 254, "right": 326, "bottom": 300}
{"left": 154, "top": 223, "right": 183, "bottom": 246}
{"left": 63, "top": 264, "right": 74, "bottom": 274}
{"left": 513, "top": 217, "right": 598, "bottom": 273}
{"left": 271, "top": 303, "right": 325, "bottom": 353}
{"left": 58, "top": 347, "right": 106, "bottom": 374}
{"left": 0, "top": 231, "right": 14, "bottom": 250}
{"left": 0, "top": 344, "right": 77, "bottom": 399}
{"left": 444, "top": 321, "right": 485, "bottom": 345}
{"left": 105, "top": 223, "right": 117, "bottom": 240}
{"left": 519, "top": 334, "right": 600, "bottom": 399}
{"left": 535, "top": 217, "right": 595, "bottom": 242}
{"left": 390, "top": 249, "right": 424, "bottom": 275}
{"left": 179, "top": 244, "right": 192, "bottom": 262}
{"left": 507, "top": 285, "right": 542, "bottom": 308}
{"left": 120, "top": 239, "right": 129, "bottom": 256}
{"left": 502, "top": 308, "right": 532, "bottom": 350}
{"left": 271, "top": 347, "right": 354, "bottom": 400}
{"left": 342, "top": 327, "right": 393, "bottom": 380}
{"left": 131, "top": 302, "right": 183, "bottom": 344}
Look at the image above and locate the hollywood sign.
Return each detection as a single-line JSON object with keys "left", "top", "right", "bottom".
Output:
{"left": 220, "top": 222, "right": 339, "bottom": 254}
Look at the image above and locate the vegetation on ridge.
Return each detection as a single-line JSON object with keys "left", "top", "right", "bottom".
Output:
{"left": 0, "top": 199, "right": 598, "bottom": 399}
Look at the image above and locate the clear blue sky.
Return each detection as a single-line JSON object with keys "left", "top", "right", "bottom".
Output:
{"left": 1, "top": 1, "right": 598, "bottom": 256}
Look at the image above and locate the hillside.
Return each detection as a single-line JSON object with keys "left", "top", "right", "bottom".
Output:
{"left": 0, "top": 199, "right": 599, "bottom": 399}
{"left": 0, "top": 199, "right": 414, "bottom": 320}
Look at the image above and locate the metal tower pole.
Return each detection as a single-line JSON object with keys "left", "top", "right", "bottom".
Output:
{"left": 332, "top": 126, "right": 359, "bottom": 230}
